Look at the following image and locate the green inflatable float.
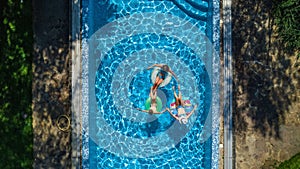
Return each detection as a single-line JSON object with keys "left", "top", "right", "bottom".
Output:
{"left": 144, "top": 97, "right": 163, "bottom": 112}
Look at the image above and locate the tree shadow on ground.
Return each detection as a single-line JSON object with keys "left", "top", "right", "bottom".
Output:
{"left": 232, "top": 0, "right": 299, "bottom": 139}
{"left": 32, "top": 0, "right": 73, "bottom": 168}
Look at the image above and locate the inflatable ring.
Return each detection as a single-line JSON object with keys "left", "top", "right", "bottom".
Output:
{"left": 145, "top": 96, "right": 163, "bottom": 112}
{"left": 170, "top": 99, "right": 193, "bottom": 115}
{"left": 56, "top": 114, "right": 71, "bottom": 132}
{"left": 151, "top": 67, "right": 172, "bottom": 87}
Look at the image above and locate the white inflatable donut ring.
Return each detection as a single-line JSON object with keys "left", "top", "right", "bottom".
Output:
{"left": 151, "top": 67, "right": 172, "bottom": 87}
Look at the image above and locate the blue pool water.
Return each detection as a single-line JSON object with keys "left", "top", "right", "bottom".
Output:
{"left": 82, "top": 0, "right": 220, "bottom": 169}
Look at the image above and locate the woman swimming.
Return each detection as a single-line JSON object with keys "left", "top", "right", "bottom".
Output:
{"left": 136, "top": 87, "right": 167, "bottom": 114}
{"left": 147, "top": 64, "right": 179, "bottom": 91}
{"left": 166, "top": 85, "right": 197, "bottom": 124}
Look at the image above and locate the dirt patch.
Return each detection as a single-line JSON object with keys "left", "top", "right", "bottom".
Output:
{"left": 232, "top": 0, "right": 300, "bottom": 168}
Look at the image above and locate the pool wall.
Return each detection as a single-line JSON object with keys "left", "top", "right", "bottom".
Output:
{"left": 73, "top": 0, "right": 220, "bottom": 168}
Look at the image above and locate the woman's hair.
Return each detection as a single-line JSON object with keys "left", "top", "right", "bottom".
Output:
{"left": 149, "top": 109, "right": 154, "bottom": 114}
{"left": 162, "top": 65, "right": 170, "bottom": 72}
{"left": 179, "top": 117, "right": 188, "bottom": 124}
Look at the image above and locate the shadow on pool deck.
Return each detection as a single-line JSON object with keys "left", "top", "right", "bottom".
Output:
{"left": 232, "top": 0, "right": 300, "bottom": 168}
{"left": 32, "top": 0, "right": 72, "bottom": 168}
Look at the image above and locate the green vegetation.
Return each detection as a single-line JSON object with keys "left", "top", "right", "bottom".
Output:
{"left": 277, "top": 152, "right": 300, "bottom": 169}
{"left": 273, "top": 0, "right": 300, "bottom": 59}
{"left": 0, "top": 0, "right": 33, "bottom": 168}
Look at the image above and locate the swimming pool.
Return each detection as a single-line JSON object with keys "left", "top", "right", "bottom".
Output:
{"left": 80, "top": 0, "right": 220, "bottom": 168}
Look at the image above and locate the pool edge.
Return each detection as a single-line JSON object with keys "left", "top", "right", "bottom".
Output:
{"left": 223, "top": 0, "right": 233, "bottom": 168}
{"left": 71, "top": 0, "right": 82, "bottom": 168}
{"left": 211, "top": 0, "right": 221, "bottom": 168}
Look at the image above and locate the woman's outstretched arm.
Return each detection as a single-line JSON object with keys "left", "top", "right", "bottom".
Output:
{"left": 166, "top": 108, "right": 179, "bottom": 120}
{"left": 147, "top": 64, "right": 163, "bottom": 70}
{"left": 168, "top": 69, "right": 179, "bottom": 81}
{"left": 187, "top": 104, "right": 198, "bottom": 119}
{"left": 136, "top": 108, "right": 149, "bottom": 113}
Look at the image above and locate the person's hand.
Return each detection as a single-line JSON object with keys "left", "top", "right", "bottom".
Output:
{"left": 147, "top": 64, "right": 159, "bottom": 70}
{"left": 147, "top": 64, "right": 154, "bottom": 70}
{"left": 172, "top": 86, "right": 175, "bottom": 91}
{"left": 194, "top": 104, "right": 198, "bottom": 109}
{"left": 178, "top": 85, "right": 181, "bottom": 91}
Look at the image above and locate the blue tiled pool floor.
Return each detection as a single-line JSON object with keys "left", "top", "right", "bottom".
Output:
{"left": 82, "top": 0, "right": 219, "bottom": 168}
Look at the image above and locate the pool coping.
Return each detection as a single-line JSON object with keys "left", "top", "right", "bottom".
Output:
{"left": 71, "top": 0, "right": 82, "bottom": 168}
{"left": 222, "top": 0, "right": 233, "bottom": 168}
{"left": 211, "top": 0, "right": 221, "bottom": 168}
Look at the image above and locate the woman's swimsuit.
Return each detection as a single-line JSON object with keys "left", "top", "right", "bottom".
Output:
{"left": 151, "top": 67, "right": 172, "bottom": 87}
{"left": 158, "top": 70, "right": 168, "bottom": 79}
{"left": 175, "top": 106, "right": 187, "bottom": 117}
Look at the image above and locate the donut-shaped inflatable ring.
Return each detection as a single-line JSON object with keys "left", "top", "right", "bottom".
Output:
{"left": 169, "top": 99, "right": 193, "bottom": 115}
{"left": 144, "top": 96, "right": 163, "bottom": 112}
{"left": 151, "top": 67, "right": 172, "bottom": 87}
